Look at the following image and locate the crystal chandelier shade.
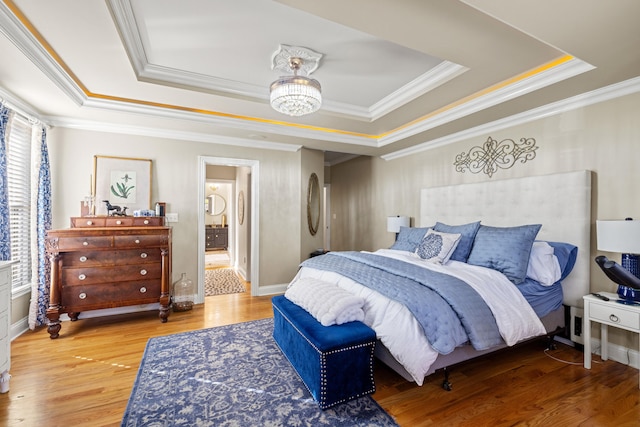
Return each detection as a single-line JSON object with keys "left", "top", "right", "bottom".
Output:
{"left": 270, "top": 56, "right": 322, "bottom": 117}
{"left": 270, "top": 75, "right": 321, "bottom": 117}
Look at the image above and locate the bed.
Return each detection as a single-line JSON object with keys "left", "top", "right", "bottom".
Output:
{"left": 286, "top": 170, "right": 592, "bottom": 387}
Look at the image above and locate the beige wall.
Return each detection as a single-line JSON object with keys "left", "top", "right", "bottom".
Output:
{"left": 329, "top": 90, "right": 640, "bottom": 348}
{"left": 300, "top": 148, "right": 325, "bottom": 261}
{"left": 45, "top": 128, "right": 307, "bottom": 294}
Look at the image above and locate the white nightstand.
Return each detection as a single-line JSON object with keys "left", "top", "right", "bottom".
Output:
{"left": 583, "top": 292, "right": 640, "bottom": 388}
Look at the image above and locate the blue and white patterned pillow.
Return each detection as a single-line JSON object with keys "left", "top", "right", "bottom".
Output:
{"left": 416, "top": 230, "right": 461, "bottom": 264}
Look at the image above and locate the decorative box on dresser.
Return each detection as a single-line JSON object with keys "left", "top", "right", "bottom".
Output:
{"left": 45, "top": 217, "right": 171, "bottom": 339}
{"left": 0, "top": 260, "right": 17, "bottom": 393}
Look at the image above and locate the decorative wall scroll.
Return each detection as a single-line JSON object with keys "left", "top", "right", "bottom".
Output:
{"left": 453, "top": 137, "right": 538, "bottom": 178}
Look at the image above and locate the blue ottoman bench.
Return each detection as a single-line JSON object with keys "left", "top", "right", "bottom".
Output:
{"left": 272, "top": 295, "right": 377, "bottom": 409}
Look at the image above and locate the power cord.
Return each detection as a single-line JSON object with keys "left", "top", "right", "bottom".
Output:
{"left": 543, "top": 345, "right": 602, "bottom": 365}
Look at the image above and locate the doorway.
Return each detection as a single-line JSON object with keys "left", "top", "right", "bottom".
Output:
{"left": 197, "top": 156, "right": 259, "bottom": 302}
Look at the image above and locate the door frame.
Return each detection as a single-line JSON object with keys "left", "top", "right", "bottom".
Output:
{"left": 197, "top": 156, "right": 260, "bottom": 298}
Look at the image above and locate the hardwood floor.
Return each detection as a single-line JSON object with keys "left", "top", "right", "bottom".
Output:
{"left": 2, "top": 283, "right": 639, "bottom": 426}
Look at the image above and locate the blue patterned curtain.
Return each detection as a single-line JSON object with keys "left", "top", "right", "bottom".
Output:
{"left": 29, "top": 127, "right": 52, "bottom": 328}
{"left": 0, "top": 106, "right": 10, "bottom": 260}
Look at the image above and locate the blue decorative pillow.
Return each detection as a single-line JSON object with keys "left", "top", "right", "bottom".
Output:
{"left": 416, "top": 230, "right": 461, "bottom": 264}
{"left": 390, "top": 226, "right": 430, "bottom": 252}
{"left": 433, "top": 221, "right": 481, "bottom": 262}
{"left": 467, "top": 224, "right": 542, "bottom": 284}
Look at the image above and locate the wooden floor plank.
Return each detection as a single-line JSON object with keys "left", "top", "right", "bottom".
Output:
{"left": 2, "top": 283, "right": 639, "bottom": 426}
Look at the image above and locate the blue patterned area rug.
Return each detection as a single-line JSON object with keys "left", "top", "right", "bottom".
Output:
{"left": 122, "top": 318, "right": 398, "bottom": 426}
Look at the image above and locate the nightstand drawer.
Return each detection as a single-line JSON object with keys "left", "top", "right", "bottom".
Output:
{"left": 590, "top": 302, "right": 640, "bottom": 330}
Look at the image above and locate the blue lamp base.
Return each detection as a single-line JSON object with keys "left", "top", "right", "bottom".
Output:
{"left": 617, "top": 285, "right": 640, "bottom": 304}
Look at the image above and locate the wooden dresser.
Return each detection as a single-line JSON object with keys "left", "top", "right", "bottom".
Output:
{"left": 45, "top": 217, "right": 171, "bottom": 339}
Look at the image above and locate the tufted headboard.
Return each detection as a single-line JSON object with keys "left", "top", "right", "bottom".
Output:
{"left": 420, "top": 170, "right": 592, "bottom": 308}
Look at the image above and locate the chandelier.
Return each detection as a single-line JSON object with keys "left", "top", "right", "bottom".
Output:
{"left": 270, "top": 45, "right": 323, "bottom": 117}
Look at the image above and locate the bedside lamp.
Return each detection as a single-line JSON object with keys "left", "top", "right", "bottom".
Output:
{"left": 596, "top": 218, "right": 640, "bottom": 303}
{"left": 387, "top": 216, "right": 410, "bottom": 239}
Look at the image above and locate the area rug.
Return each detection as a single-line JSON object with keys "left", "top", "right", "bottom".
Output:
{"left": 205, "top": 251, "right": 230, "bottom": 269}
{"left": 205, "top": 268, "right": 245, "bottom": 296}
{"left": 122, "top": 319, "right": 398, "bottom": 427}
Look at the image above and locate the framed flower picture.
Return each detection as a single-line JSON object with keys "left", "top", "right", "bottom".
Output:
{"left": 93, "top": 155, "right": 152, "bottom": 216}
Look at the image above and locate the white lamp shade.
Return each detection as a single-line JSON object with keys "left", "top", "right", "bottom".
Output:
{"left": 387, "top": 216, "right": 410, "bottom": 233}
{"left": 596, "top": 220, "right": 640, "bottom": 254}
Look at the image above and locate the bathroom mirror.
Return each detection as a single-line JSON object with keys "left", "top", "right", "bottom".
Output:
{"left": 307, "top": 173, "right": 320, "bottom": 236}
{"left": 207, "top": 193, "right": 226, "bottom": 216}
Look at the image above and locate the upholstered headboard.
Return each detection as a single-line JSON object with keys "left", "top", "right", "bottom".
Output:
{"left": 420, "top": 170, "right": 592, "bottom": 307}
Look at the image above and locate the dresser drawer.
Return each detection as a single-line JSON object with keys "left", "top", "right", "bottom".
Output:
{"left": 114, "top": 234, "right": 168, "bottom": 248}
{"left": 105, "top": 217, "right": 134, "bottom": 227}
{"left": 70, "top": 217, "right": 107, "bottom": 228}
{"left": 0, "top": 336, "right": 8, "bottom": 368}
{"left": 61, "top": 251, "right": 114, "bottom": 267}
{"left": 61, "top": 280, "right": 161, "bottom": 310}
{"left": 590, "top": 302, "right": 640, "bottom": 330}
{"left": 62, "top": 263, "right": 162, "bottom": 285}
{"left": 0, "top": 287, "right": 9, "bottom": 315}
{"left": 0, "top": 267, "right": 10, "bottom": 286}
{"left": 56, "top": 236, "right": 113, "bottom": 251}
{"left": 114, "top": 249, "right": 162, "bottom": 264}
{"left": 0, "top": 312, "right": 7, "bottom": 338}
{"left": 131, "top": 217, "right": 164, "bottom": 226}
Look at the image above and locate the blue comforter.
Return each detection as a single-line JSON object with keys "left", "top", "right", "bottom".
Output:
{"left": 300, "top": 251, "right": 503, "bottom": 354}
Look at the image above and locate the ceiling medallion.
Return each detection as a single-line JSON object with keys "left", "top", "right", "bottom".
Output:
{"left": 270, "top": 45, "right": 323, "bottom": 117}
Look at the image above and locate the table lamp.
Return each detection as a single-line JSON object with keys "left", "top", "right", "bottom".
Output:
{"left": 387, "top": 216, "right": 410, "bottom": 239}
{"left": 596, "top": 218, "right": 640, "bottom": 303}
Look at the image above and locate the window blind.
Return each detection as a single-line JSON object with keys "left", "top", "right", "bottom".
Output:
{"left": 6, "top": 114, "right": 33, "bottom": 291}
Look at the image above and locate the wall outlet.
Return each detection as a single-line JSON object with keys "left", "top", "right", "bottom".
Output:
{"left": 165, "top": 212, "right": 178, "bottom": 223}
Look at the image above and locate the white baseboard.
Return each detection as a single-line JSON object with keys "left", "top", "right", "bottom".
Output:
{"left": 256, "top": 283, "right": 287, "bottom": 297}
{"left": 588, "top": 337, "right": 639, "bottom": 370}
{"left": 10, "top": 304, "right": 161, "bottom": 341}
{"left": 10, "top": 317, "right": 29, "bottom": 341}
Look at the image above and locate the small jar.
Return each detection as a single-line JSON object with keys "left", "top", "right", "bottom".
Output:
{"left": 172, "top": 273, "right": 195, "bottom": 311}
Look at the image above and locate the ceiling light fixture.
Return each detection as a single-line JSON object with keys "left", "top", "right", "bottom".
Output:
{"left": 270, "top": 45, "right": 323, "bottom": 117}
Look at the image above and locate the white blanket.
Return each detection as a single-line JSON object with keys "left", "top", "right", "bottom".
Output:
{"left": 285, "top": 276, "right": 365, "bottom": 326}
{"left": 294, "top": 249, "right": 545, "bottom": 385}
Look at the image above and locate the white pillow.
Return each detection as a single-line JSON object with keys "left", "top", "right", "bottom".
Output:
{"left": 415, "top": 229, "right": 461, "bottom": 264}
{"left": 526, "top": 241, "right": 562, "bottom": 286}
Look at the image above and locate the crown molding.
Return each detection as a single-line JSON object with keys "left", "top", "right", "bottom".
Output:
{"left": 367, "top": 61, "right": 468, "bottom": 122}
{"left": 381, "top": 75, "right": 640, "bottom": 161}
{"left": 0, "top": 1, "right": 86, "bottom": 106}
{"left": 45, "top": 116, "right": 303, "bottom": 152}
{"left": 378, "top": 56, "right": 594, "bottom": 147}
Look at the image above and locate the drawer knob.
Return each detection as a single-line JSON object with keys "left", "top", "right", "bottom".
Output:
{"left": 135, "top": 239, "right": 140, "bottom": 244}
{"left": 79, "top": 292, "right": 87, "bottom": 299}
{"left": 140, "top": 269, "right": 147, "bottom": 276}
{"left": 116, "top": 220, "right": 122, "bottom": 225}
{"left": 140, "top": 253, "right": 148, "bottom": 259}
{"left": 78, "top": 274, "right": 86, "bottom": 280}
{"left": 82, "top": 241, "right": 89, "bottom": 246}
{"left": 140, "top": 287, "right": 147, "bottom": 293}
{"left": 86, "top": 220, "right": 93, "bottom": 226}
{"left": 79, "top": 256, "right": 87, "bottom": 262}
{"left": 609, "top": 314, "right": 620, "bottom": 323}
{"left": 143, "top": 219, "right": 149, "bottom": 225}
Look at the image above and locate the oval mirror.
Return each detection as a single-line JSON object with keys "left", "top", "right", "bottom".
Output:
{"left": 307, "top": 173, "right": 321, "bottom": 236}
{"left": 207, "top": 194, "right": 226, "bottom": 216}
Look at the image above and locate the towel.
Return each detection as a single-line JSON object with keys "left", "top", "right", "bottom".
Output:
{"left": 285, "top": 277, "right": 365, "bottom": 326}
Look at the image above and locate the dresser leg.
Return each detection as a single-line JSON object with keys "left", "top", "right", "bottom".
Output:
{"left": 159, "top": 306, "right": 170, "bottom": 323}
{"left": 46, "top": 315, "right": 61, "bottom": 339}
